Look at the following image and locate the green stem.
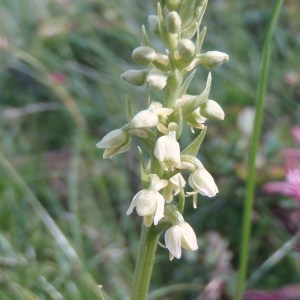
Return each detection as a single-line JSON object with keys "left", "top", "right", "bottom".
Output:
{"left": 236, "top": 1, "right": 284, "bottom": 299}
{"left": 69, "top": 129, "right": 84, "bottom": 255}
{"left": 131, "top": 224, "right": 160, "bottom": 300}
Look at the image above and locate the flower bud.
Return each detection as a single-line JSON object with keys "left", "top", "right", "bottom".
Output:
{"left": 96, "top": 128, "right": 127, "bottom": 149}
{"left": 166, "top": 11, "right": 182, "bottom": 34}
{"left": 199, "top": 51, "right": 229, "bottom": 69}
{"left": 132, "top": 46, "right": 156, "bottom": 66}
{"left": 166, "top": 0, "right": 181, "bottom": 10}
{"left": 176, "top": 39, "right": 195, "bottom": 59}
{"left": 148, "top": 15, "right": 159, "bottom": 34}
{"left": 96, "top": 128, "right": 131, "bottom": 159}
{"left": 200, "top": 100, "right": 225, "bottom": 120}
{"left": 147, "top": 69, "right": 168, "bottom": 90}
{"left": 121, "top": 69, "right": 147, "bottom": 86}
{"left": 153, "top": 53, "right": 170, "bottom": 71}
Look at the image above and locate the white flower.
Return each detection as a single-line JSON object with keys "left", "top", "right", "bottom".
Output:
{"left": 165, "top": 222, "right": 198, "bottom": 260}
{"left": 189, "top": 168, "right": 218, "bottom": 197}
{"left": 187, "top": 167, "right": 218, "bottom": 208}
{"left": 163, "top": 173, "right": 186, "bottom": 203}
{"left": 131, "top": 109, "right": 159, "bottom": 128}
{"left": 187, "top": 167, "right": 219, "bottom": 208}
{"left": 200, "top": 99, "right": 225, "bottom": 120}
{"left": 154, "top": 131, "right": 181, "bottom": 171}
{"left": 186, "top": 108, "right": 207, "bottom": 133}
{"left": 96, "top": 128, "right": 131, "bottom": 159}
{"left": 126, "top": 175, "right": 168, "bottom": 227}
{"left": 146, "top": 69, "right": 168, "bottom": 90}
{"left": 131, "top": 102, "right": 173, "bottom": 129}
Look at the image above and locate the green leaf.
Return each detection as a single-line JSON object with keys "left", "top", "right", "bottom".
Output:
{"left": 126, "top": 95, "right": 134, "bottom": 122}
{"left": 142, "top": 25, "right": 150, "bottom": 46}
{"left": 195, "top": 26, "right": 207, "bottom": 54}
{"left": 182, "top": 126, "right": 207, "bottom": 156}
{"left": 178, "top": 69, "right": 196, "bottom": 97}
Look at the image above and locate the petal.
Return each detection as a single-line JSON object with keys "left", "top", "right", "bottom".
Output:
{"left": 165, "top": 225, "right": 182, "bottom": 259}
{"left": 201, "top": 99, "right": 225, "bottom": 120}
{"left": 154, "top": 136, "right": 168, "bottom": 161}
{"left": 136, "top": 190, "right": 157, "bottom": 217}
{"left": 189, "top": 168, "right": 218, "bottom": 197}
{"left": 156, "top": 107, "right": 174, "bottom": 116}
{"left": 131, "top": 110, "right": 158, "bottom": 128}
{"left": 170, "top": 173, "right": 186, "bottom": 188}
{"left": 153, "top": 193, "right": 165, "bottom": 225}
{"left": 153, "top": 179, "right": 168, "bottom": 191}
{"left": 291, "top": 126, "right": 300, "bottom": 144}
{"left": 96, "top": 129, "right": 126, "bottom": 149}
{"left": 102, "top": 138, "right": 131, "bottom": 159}
{"left": 180, "top": 222, "right": 198, "bottom": 251}
{"left": 263, "top": 181, "right": 292, "bottom": 195}
{"left": 144, "top": 215, "right": 154, "bottom": 227}
{"left": 126, "top": 192, "right": 140, "bottom": 215}
{"left": 154, "top": 135, "right": 181, "bottom": 169}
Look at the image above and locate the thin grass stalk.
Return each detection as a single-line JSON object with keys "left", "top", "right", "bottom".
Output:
{"left": 68, "top": 129, "right": 84, "bottom": 255}
{"left": 0, "top": 150, "right": 79, "bottom": 262}
{"left": 148, "top": 283, "right": 203, "bottom": 300}
{"left": 236, "top": 1, "right": 284, "bottom": 299}
{"left": 246, "top": 230, "right": 300, "bottom": 288}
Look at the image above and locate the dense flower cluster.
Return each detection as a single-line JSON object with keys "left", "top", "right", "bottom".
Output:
{"left": 97, "top": 0, "right": 228, "bottom": 260}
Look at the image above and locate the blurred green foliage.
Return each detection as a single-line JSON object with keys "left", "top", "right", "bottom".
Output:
{"left": 0, "top": 0, "right": 300, "bottom": 299}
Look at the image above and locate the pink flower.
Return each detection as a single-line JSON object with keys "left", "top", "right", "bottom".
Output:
{"left": 263, "top": 126, "right": 300, "bottom": 203}
{"left": 291, "top": 126, "right": 300, "bottom": 144}
{"left": 263, "top": 169, "right": 300, "bottom": 203}
{"left": 243, "top": 290, "right": 281, "bottom": 300}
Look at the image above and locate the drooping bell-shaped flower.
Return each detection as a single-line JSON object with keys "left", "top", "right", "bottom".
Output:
{"left": 126, "top": 174, "right": 168, "bottom": 227}
{"left": 200, "top": 99, "right": 225, "bottom": 120}
{"left": 96, "top": 128, "right": 131, "bottom": 159}
{"left": 154, "top": 131, "right": 181, "bottom": 171}
{"left": 165, "top": 221, "right": 198, "bottom": 260}
{"left": 131, "top": 102, "right": 173, "bottom": 129}
{"left": 187, "top": 166, "right": 218, "bottom": 208}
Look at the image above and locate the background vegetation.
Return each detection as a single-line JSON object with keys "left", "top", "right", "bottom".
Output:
{"left": 0, "top": 0, "right": 299, "bottom": 299}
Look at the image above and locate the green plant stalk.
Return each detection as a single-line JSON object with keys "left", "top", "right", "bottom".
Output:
{"left": 69, "top": 128, "right": 84, "bottom": 256}
{"left": 131, "top": 224, "right": 160, "bottom": 300}
{"left": 236, "top": 1, "right": 284, "bottom": 299}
